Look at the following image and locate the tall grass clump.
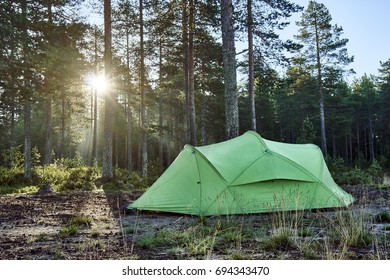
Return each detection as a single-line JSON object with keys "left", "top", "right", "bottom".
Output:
{"left": 326, "top": 210, "right": 372, "bottom": 250}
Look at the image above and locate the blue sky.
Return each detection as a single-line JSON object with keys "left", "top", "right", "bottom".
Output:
{"left": 281, "top": 0, "right": 390, "bottom": 79}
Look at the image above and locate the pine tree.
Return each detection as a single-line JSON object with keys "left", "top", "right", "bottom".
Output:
{"left": 103, "top": 0, "right": 114, "bottom": 179}
{"left": 295, "top": 0, "right": 353, "bottom": 156}
{"left": 221, "top": 0, "right": 239, "bottom": 139}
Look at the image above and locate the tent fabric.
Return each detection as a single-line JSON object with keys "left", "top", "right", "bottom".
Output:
{"left": 130, "top": 131, "right": 354, "bottom": 216}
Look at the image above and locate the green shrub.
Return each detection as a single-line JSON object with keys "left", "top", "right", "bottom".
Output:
{"left": 0, "top": 167, "right": 25, "bottom": 187}
{"left": 1, "top": 145, "right": 23, "bottom": 168}
{"left": 54, "top": 152, "right": 84, "bottom": 169}
{"left": 342, "top": 166, "right": 370, "bottom": 185}
{"left": 146, "top": 159, "right": 165, "bottom": 185}
{"left": 367, "top": 160, "right": 383, "bottom": 184}
{"left": 34, "top": 165, "right": 70, "bottom": 191}
{"left": 60, "top": 166, "right": 100, "bottom": 191}
{"left": 103, "top": 168, "right": 148, "bottom": 191}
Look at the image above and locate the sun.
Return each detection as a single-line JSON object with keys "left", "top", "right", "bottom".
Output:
{"left": 87, "top": 73, "right": 107, "bottom": 92}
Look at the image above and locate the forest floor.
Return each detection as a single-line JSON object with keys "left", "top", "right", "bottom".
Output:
{"left": 0, "top": 185, "right": 389, "bottom": 260}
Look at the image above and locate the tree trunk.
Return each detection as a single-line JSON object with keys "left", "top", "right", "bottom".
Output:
{"left": 92, "top": 87, "right": 98, "bottom": 164}
{"left": 102, "top": 0, "right": 114, "bottom": 179}
{"left": 332, "top": 124, "right": 336, "bottom": 158}
{"left": 356, "top": 123, "right": 360, "bottom": 156}
{"left": 188, "top": 0, "right": 197, "bottom": 145}
{"left": 182, "top": 0, "right": 189, "bottom": 143}
{"left": 140, "top": 0, "right": 148, "bottom": 177}
{"left": 369, "top": 118, "right": 375, "bottom": 161}
{"left": 247, "top": 0, "right": 256, "bottom": 131}
{"left": 58, "top": 96, "right": 65, "bottom": 158}
{"left": 313, "top": 10, "right": 327, "bottom": 156}
{"left": 221, "top": 0, "right": 239, "bottom": 139}
{"left": 44, "top": 97, "right": 52, "bottom": 164}
{"left": 10, "top": 93, "right": 16, "bottom": 146}
{"left": 21, "top": 0, "right": 31, "bottom": 178}
{"left": 126, "top": 29, "right": 133, "bottom": 171}
{"left": 158, "top": 30, "right": 164, "bottom": 161}
{"left": 91, "top": 27, "right": 99, "bottom": 165}
{"left": 23, "top": 98, "right": 32, "bottom": 178}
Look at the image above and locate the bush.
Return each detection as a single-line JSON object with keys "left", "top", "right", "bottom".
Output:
{"left": 0, "top": 167, "right": 25, "bottom": 187}
{"left": 342, "top": 166, "right": 370, "bottom": 185}
{"left": 327, "top": 157, "right": 386, "bottom": 186}
{"left": 54, "top": 152, "right": 84, "bottom": 169}
{"left": 103, "top": 168, "right": 148, "bottom": 191}
{"left": 146, "top": 159, "right": 165, "bottom": 185}
{"left": 60, "top": 166, "right": 100, "bottom": 192}
{"left": 367, "top": 160, "right": 383, "bottom": 185}
{"left": 34, "top": 165, "right": 70, "bottom": 191}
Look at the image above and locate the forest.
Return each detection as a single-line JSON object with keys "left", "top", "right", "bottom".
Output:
{"left": 1, "top": 0, "right": 390, "bottom": 184}
{"left": 1, "top": 0, "right": 390, "bottom": 262}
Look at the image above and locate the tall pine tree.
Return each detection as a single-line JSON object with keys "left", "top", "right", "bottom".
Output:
{"left": 295, "top": 0, "right": 353, "bottom": 156}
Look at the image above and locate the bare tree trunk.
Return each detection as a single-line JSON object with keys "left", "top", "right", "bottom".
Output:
{"left": 247, "top": 0, "right": 256, "bottom": 131}
{"left": 313, "top": 11, "right": 327, "bottom": 156}
{"left": 23, "top": 98, "right": 32, "bottom": 178}
{"left": 356, "top": 123, "right": 360, "bottom": 156}
{"left": 10, "top": 94, "right": 16, "bottom": 146}
{"left": 44, "top": 1, "right": 53, "bottom": 165}
{"left": 140, "top": 0, "right": 148, "bottom": 177}
{"left": 21, "top": 0, "right": 31, "bottom": 178}
{"left": 91, "top": 27, "right": 99, "bottom": 165}
{"left": 221, "top": 0, "right": 239, "bottom": 139}
{"left": 332, "top": 124, "right": 336, "bottom": 158}
{"left": 126, "top": 29, "right": 133, "bottom": 171}
{"left": 182, "top": 0, "right": 189, "bottom": 143}
{"left": 103, "top": 0, "right": 114, "bottom": 179}
{"left": 58, "top": 96, "right": 65, "bottom": 158}
{"left": 188, "top": 0, "right": 196, "bottom": 145}
{"left": 92, "top": 88, "right": 98, "bottom": 163}
{"left": 44, "top": 97, "right": 52, "bottom": 164}
{"left": 158, "top": 31, "right": 164, "bottom": 161}
{"left": 369, "top": 118, "right": 375, "bottom": 161}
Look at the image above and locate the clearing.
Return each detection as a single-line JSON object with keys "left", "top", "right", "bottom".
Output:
{"left": 0, "top": 186, "right": 389, "bottom": 260}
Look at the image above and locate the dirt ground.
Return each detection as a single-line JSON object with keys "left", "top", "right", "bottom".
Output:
{"left": 0, "top": 186, "right": 389, "bottom": 260}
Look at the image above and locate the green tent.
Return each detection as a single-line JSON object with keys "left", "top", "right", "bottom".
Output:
{"left": 130, "top": 131, "right": 354, "bottom": 216}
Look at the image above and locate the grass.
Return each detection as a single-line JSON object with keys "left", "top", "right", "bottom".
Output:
{"left": 263, "top": 231, "right": 296, "bottom": 251}
{"left": 374, "top": 211, "right": 390, "bottom": 223}
{"left": 331, "top": 210, "right": 373, "bottom": 247}
{"left": 59, "top": 214, "right": 92, "bottom": 238}
{"left": 59, "top": 224, "right": 79, "bottom": 238}
{"left": 68, "top": 214, "right": 93, "bottom": 228}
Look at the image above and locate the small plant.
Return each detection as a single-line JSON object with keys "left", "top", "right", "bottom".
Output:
{"left": 91, "top": 228, "right": 101, "bottom": 238}
{"left": 59, "top": 224, "right": 79, "bottom": 238}
{"left": 34, "top": 233, "right": 49, "bottom": 242}
{"left": 383, "top": 225, "right": 390, "bottom": 231}
{"left": 263, "top": 231, "right": 295, "bottom": 251}
{"left": 298, "top": 227, "right": 314, "bottom": 237}
{"left": 137, "top": 235, "right": 159, "bottom": 249}
{"left": 328, "top": 210, "right": 372, "bottom": 247}
{"left": 224, "top": 248, "right": 246, "bottom": 260}
{"left": 69, "top": 214, "right": 92, "bottom": 228}
{"left": 53, "top": 249, "right": 68, "bottom": 260}
{"left": 59, "top": 215, "right": 92, "bottom": 238}
{"left": 186, "top": 235, "right": 216, "bottom": 256}
{"left": 374, "top": 211, "right": 390, "bottom": 223}
{"left": 222, "top": 230, "right": 242, "bottom": 244}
